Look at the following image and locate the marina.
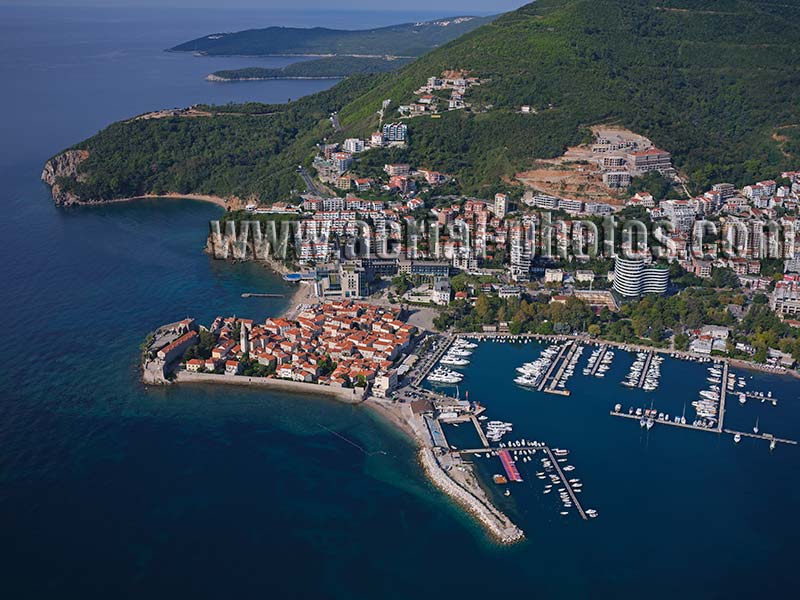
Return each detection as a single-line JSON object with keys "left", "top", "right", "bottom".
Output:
{"left": 412, "top": 333, "right": 797, "bottom": 548}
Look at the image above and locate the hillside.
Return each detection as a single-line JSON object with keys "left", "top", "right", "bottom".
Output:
{"left": 42, "top": 76, "right": 375, "bottom": 205}
{"left": 171, "top": 16, "right": 495, "bottom": 57}
{"left": 44, "top": 0, "right": 800, "bottom": 205}
{"left": 208, "top": 56, "right": 412, "bottom": 81}
{"left": 338, "top": 0, "right": 800, "bottom": 191}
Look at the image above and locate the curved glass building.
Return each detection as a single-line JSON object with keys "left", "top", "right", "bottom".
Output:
{"left": 612, "top": 257, "right": 669, "bottom": 297}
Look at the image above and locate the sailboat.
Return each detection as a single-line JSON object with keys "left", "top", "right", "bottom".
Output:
{"left": 680, "top": 402, "right": 687, "bottom": 425}
{"left": 753, "top": 416, "right": 759, "bottom": 435}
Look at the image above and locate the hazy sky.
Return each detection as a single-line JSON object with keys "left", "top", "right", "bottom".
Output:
{"left": 0, "top": 0, "right": 527, "bottom": 11}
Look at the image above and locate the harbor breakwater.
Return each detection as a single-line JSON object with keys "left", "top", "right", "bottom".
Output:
{"left": 419, "top": 447, "right": 524, "bottom": 545}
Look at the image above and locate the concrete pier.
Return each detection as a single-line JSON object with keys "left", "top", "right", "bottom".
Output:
{"left": 717, "top": 362, "right": 729, "bottom": 432}
{"left": 636, "top": 351, "right": 654, "bottom": 388}
{"left": 588, "top": 345, "right": 608, "bottom": 376}
{"left": 543, "top": 446, "right": 588, "bottom": 520}
{"left": 537, "top": 341, "right": 575, "bottom": 395}
{"left": 723, "top": 430, "right": 797, "bottom": 446}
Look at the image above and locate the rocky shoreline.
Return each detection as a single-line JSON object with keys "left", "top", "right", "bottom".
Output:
{"left": 367, "top": 399, "right": 524, "bottom": 545}
{"left": 418, "top": 447, "right": 524, "bottom": 544}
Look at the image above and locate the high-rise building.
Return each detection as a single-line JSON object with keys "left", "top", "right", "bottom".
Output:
{"left": 510, "top": 222, "right": 533, "bottom": 282}
{"left": 612, "top": 257, "right": 669, "bottom": 296}
{"left": 494, "top": 193, "right": 509, "bottom": 218}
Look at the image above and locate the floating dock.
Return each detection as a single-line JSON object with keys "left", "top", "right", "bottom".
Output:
{"left": 498, "top": 450, "right": 523, "bottom": 482}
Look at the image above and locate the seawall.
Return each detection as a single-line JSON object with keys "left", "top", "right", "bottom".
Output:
{"left": 174, "top": 371, "right": 365, "bottom": 403}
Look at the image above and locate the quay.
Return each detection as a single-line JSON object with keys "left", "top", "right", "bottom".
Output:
{"left": 413, "top": 335, "right": 453, "bottom": 387}
{"left": 543, "top": 446, "right": 587, "bottom": 520}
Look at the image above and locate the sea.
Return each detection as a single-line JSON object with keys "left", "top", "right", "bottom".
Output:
{"left": 0, "top": 5, "right": 798, "bottom": 599}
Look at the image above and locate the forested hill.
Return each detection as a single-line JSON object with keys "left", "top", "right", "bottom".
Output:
{"left": 170, "top": 16, "right": 495, "bottom": 57}
{"left": 45, "top": 0, "right": 800, "bottom": 205}
{"left": 338, "top": 0, "right": 800, "bottom": 191}
{"left": 208, "top": 56, "right": 412, "bottom": 81}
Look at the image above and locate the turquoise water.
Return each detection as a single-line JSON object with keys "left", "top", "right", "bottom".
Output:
{"left": 2, "top": 6, "right": 799, "bottom": 599}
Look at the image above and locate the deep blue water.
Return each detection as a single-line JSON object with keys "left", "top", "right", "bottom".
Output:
{"left": 1, "top": 6, "right": 799, "bottom": 599}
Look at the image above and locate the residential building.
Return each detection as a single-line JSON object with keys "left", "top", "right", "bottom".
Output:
{"left": 692, "top": 258, "right": 713, "bottom": 279}
{"left": 626, "top": 148, "right": 674, "bottom": 176}
{"left": 611, "top": 257, "right": 669, "bottom": 296}
{"left": 382, "top": 122, "right": 408, "bottom": 143}
{"left": 603, "top": 171, "right": 631, "bottom": 188}
{"left": 384, "top": 163, "right": 411, "bottom": 177}
{"left": 494, "top": 193, "right": 509, "bottom": 218}
{"left": 343, "top": 138, "right": 365, "bottom": 153}
{"left": 662, "top": 199, "right": 696, "bottom": 233}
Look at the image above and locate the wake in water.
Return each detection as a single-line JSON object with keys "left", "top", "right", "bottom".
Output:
{"left": 317, "top": 423, "right": 388, "bottom": 457}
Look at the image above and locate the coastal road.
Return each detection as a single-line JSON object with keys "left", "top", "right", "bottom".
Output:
{"left": 298, "top": 167, "right": 323, "bottom": 196}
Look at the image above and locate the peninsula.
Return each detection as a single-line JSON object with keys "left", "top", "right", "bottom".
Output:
{"left": 170, "top": 16, "right": 495, "bottom": 57}
{"left": 43, "top": 0, "right": 800, "bottom": 207}
{"left": 207, "top": 56, "right": 412, "bottom": 82}
{"left": 142, "top": 300, "right": 525, "bottom": 544}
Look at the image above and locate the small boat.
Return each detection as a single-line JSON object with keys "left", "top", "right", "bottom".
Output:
{"left": 770, "top": 439, "right": 776, "bottom": 451}
{"left": 504, "top": 489, "right": 511, "bottom": 497}
{"left": 734, "top": 433, "right": 741, "bottom": 444}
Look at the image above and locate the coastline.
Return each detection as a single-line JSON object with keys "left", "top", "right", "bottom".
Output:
{"left": 175, "top": 370, "right": 366, "bottom": 403}
{"left": 207, "top": 74, "right": 342, "bottom": 82}
{"left": 460, "top": 332, "right": 798, "bottom": 380}
{"left": 59, "top": 192, "right": 237, "bottom": 210}
{"left": 366, "top": 397, "right": 524, "bottom": 545}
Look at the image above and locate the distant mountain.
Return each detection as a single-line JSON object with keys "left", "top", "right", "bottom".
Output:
{"left": 170, "top": 16, "right": 496, "bottom": 57}
{"left": 46, "top": 1, "right": 800, "bottom": 206}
